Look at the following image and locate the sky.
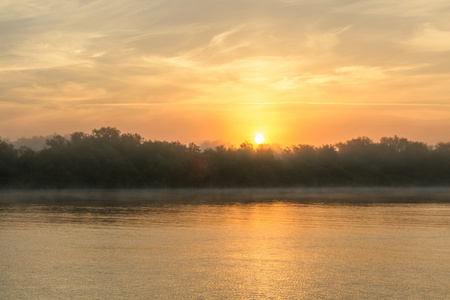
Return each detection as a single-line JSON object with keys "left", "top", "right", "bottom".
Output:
{"left": 1, "top": 0, "right": 450, "bottom": 147}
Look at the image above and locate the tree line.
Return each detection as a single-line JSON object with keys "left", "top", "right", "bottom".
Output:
{"left": 1, "top": 127, "right": 449, "bottom": 188}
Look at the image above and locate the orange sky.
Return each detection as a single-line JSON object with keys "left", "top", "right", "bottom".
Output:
{"left": 1, "top": 0, "right": 449, "bottom": 146}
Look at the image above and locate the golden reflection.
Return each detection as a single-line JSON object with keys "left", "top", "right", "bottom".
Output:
{"left": 3, "top": 195, "right": 449, "bottom": 299}
{"left": 211, "top": 203, "right": 315, "bottom": 298}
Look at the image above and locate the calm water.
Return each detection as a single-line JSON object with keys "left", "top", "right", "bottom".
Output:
{"left": 1, "top": 188, "right": 449, "bottom": 299}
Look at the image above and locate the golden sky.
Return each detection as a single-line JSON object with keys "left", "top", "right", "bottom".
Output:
{"left": 1, "top": 0, "right": 449, "bottom": 146}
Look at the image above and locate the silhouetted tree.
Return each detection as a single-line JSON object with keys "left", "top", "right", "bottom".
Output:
{"left": 0, "top": 140, "right": 18, "bottom": 186}
{"left": 0, "top": 129, "right": 449, "bottom": 188}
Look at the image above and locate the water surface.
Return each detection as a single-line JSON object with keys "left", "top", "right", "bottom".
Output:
{"left": 1, "top": 188, "right": 449, "bottom": 299}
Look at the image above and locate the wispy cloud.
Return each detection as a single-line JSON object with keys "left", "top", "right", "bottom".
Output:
{"left": 404, "top": 24, "right": 450, "bottom": 52}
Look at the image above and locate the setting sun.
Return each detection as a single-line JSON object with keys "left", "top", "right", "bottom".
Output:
{"left": 254, "top": 134, "right": 265, "bottom": 144}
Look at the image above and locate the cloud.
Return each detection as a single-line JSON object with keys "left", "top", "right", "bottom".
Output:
{"left": 333, "top": 0, "right": 450, "bottom": 17}
{"left": 335, "top": 66, "right": 389, "bottom": 81}
{"left": 404, "top": 24, "right": 450, "bottom": 52}
{"left": 1, "top": 0, "right": 449, "bottom": 144}
{"left": 305, "top": 25, "right": 351, "bottom": 52}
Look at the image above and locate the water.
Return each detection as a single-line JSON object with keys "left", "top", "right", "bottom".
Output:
{"left": 1, "top": 188, "right": 449, "bottom": 299}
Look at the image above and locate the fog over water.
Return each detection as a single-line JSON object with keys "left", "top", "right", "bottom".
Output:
{"left": 2, "top": 187, "right": 450, "bottom": 204}
{"left": 1, "top": 188, "right": 449, "bottom": 299}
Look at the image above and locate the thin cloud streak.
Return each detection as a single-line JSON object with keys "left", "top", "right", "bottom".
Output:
{"left": 239, "top": 102, "right": 450, "bottom": 107}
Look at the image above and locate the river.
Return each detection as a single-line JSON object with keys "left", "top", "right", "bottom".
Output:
{"left": 1, "top": 188, "right": 449, "bottom": 299}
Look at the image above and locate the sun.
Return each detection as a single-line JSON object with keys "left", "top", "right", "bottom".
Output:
{"left": 254, "top": 134, "right": 265, "bottom": 144}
